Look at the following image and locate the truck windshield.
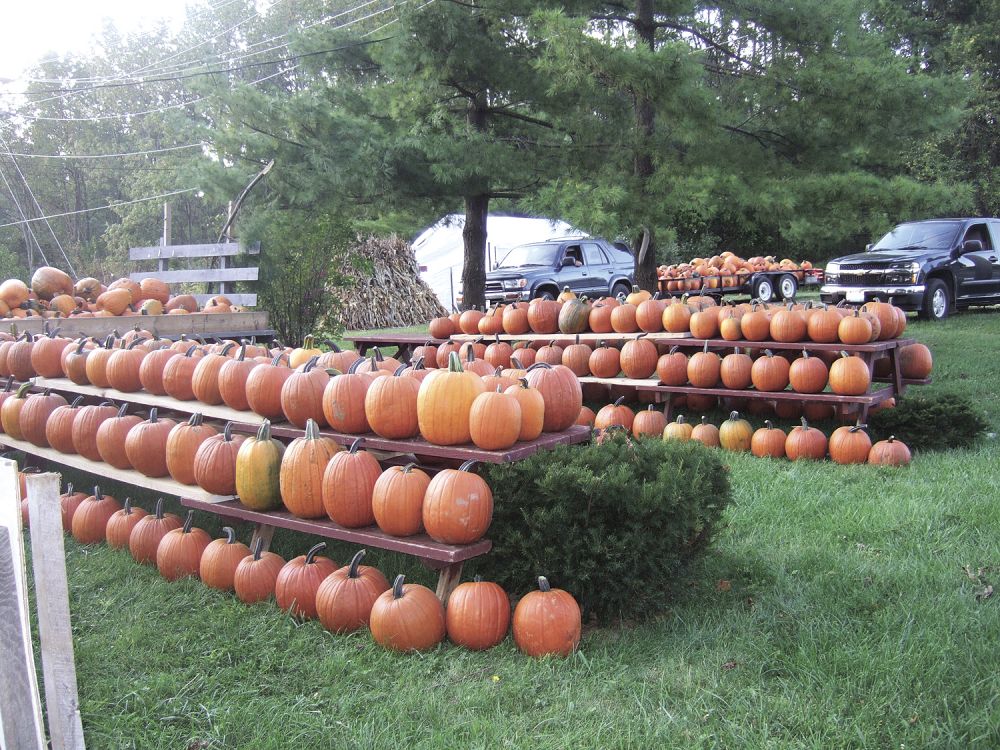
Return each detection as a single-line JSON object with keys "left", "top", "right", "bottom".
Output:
{"left": 871, "top": 222, "right": 961, "bottom": 252}
{"left": 496, "top": 244, "right": 558, "bottom": 268}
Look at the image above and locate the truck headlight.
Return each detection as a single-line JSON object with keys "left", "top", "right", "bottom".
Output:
{"left": 505, "top": 278, "right": 527, "bottom": 289}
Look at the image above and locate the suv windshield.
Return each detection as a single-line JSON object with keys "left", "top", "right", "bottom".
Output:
{"left": 496, "top": 243, "right": 558, "bottom": 269}
{"left": 871, "top": 222, "right": 961, "bottom": 252}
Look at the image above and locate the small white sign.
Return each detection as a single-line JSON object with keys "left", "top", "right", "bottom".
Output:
{"left": 846, "top": 289, "right": 866, "bottom": 303}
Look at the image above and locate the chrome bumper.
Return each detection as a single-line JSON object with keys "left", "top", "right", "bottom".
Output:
{"left": 821, "top": 284, "right": 925, "bottom": 295}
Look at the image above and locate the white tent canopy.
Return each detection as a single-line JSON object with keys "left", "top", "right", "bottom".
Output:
{"left": 412, "top": 213, "right": 582, "bottom": 310}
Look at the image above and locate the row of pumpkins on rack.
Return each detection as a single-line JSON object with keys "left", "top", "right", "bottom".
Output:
{"left": 27, "top": 483, "right": 579, "bottom": 656}
{"left": 0, "top": 328, "right": 585, "bottom": 451}
{"left": 0, "top": 266, "right": 240, "bottom": 318}
{"left": 585, "top": 405, "right": 911, "bottom": 465}
{"left": 429, "top": 290, "right": 909, "bottom": 344}
{"left": 656, "top": 252, "right": 817, "bottom": 289}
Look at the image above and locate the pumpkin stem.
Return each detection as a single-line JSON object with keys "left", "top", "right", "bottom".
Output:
{"left": 458, "top": 459, "right": 479, "bottom": 472}
{"left": 252, "top": 538, "right": 264, "bottom": 560}
{"left": 3, "top": 376, "right": 12, "bottom": 392}
{"left": 729, "top": 410, "right": 740, "bottom": 420}
{"left": 122, "top": 497, "right": 132, "bottom": 515}
{"left": 526, "top": 362, "right": 552, "bottom": 371}
{"left": 447, "top": 351, "right": 465, "bottom": 373}
{"left": 323, "top": 340, "right": 343, "bottom": 353}
{"left": 613, "top": 396, "right": 625, "bottom": 406}
{"left": 538, "top": 576, "right": 551, "bottom": 592}
{"left": 223, "top": 422, "right": 233, "bottom": 442}
{"left": 849, "top": 423, "right": 867, "bottom": 433}
{"left": 411, "top": 357, "right": 426, "bottom": 371}
{"left": 181, "top": 510, "right": 194, "bottom": 533}
{"left": 888, "top": 435, "right": 896, "bottom": 442}
{"left": 184, "top": 344, "right": 198, "bottom": 357}
{"left": 75, "top": 338, "right": 87, "bottom": 354}
{"left": 236, "top": 343, "right": 247, "bottom": 361}
{"left": 304, "top": 419, "right": 321, "bottom": 440}
{"left": 148, "top": 407, "right": 158, "bottom": 423}
{"left": 703, "top": 340, "right": 709, "bottom": 353}
{"left": 348, "top": 549, "right": 365, "bottom": 578}
{"left": 69, "top": 395, "right": 83, "bottom": 408}
{"left": 305, "top": 542, "right": 326, "bottom": 564}
{"left": 223, "top": 526, "right": 236, "bottom": 544}
{"left": 256, "top": 420, "right": 271, "bottom": 442}
{"left": 188, "top": 413, "right": 203, "bottom": 427}
{"left": 115, "top": 403, "right": 128, "bottom": 417}
{"left": 348, "top": 437, "right": 364, "bottom": 454}
{"left": 92, "top": 485, "right": 103, "bottom": 501}
{"left": 677, "top": 414, "right": 686, "bottom": 425}
{"left": 15, "top": 381, "right": 32, "bottom": 398}
{"left": 392, "top": 363, "right": 408, "bottom": 376}
{"left": 800, "top": 416, "right": 809, "bottom": 429}
{"left": 303, "top": 355, "right": 321, "bottom": 372}
{"left": 154, "top": 498, "right": 165, "bottom": 518}
{"left": 65, "top": 482, "right": 73, "bottom": 495}
{"left": 765, "top": 420, "right": 774, "bottom": 430}
{"left": 840, "top": 350, "right": 849, "bottom": 359}
{"left": 647, "top": 404, "right": 656, "bottom": 412}
{"left": 270, "top": 352, "right": 286, "bottom": 366}
{"left": 391, "top": 574, "right": 406, "bottom": 599}
{"left": 510, "top": 356, "right": 524, "bottom": 368}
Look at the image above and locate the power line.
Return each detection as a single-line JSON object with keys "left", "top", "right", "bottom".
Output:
{"left": 0, "top": 187, "right": 199, "bottom": 229}
{"left": 0, "top": 165, "right": 49, "bottom": 266}
{"left": 5, "top": 143, "right": 206, "bottom": 159}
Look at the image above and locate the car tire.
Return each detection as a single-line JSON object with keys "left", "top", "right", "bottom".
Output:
{"left": 534, "top": 289, "right": 556, "bottom": 301}
{"left": 919, "top": 278, "right": 950, "bottom": 321}
{"left": 752, "top": 276, "right": 775, "bottom": 303}
{"left": 777, "top": 273, "right": 798, "bottom": 301}
{"left": 611, "top": 282, "right": 631, "bottom": 300}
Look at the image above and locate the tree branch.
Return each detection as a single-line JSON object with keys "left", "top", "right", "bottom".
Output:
{"left": 239, "top": 120, "right": 305, "bottom": 149}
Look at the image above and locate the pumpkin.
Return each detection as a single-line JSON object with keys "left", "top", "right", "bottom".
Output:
{"left": 527, "top": 299, "right": 561, "bottom": 333}
{"left": 417, "top": 352, "right": 486, "bottom": 445}
{"left": 165, "top": 413, "right": 218, "bottom": 485}
{"left": 739, "top": 303, "right": 771, "bottom": 341}
{"left": 446, "top": 576, "right": 510, "bottom": 650}
{"left": 720, "top": 348, "right": 753, "bottom": 390}
{"left": 124, "top": 407, "right": 177, "bottom": 477}
{"left": 868, "top": 435, "right": 911, "bottom": 466}
{"left": 829, "top": 423, "right": 872, "bottom": 465}
{"left": 631, "top": 404, "right": 667, "bottom": 438}
{"left": 190, "top": 341, "right": 237, "bottom": 405}
{"left": 719, "top": 411, "right": 752, "bottom": 451}
{"left": 354, "top": 347, "right": 402, "bottom": 375}
{"left": 459, "top": 309, "right": 485, "bottom": 335}
{"left": 95, "top": 403, "right": 143, "bottom": 469}
{"left": 788, "top": 350, "right": 829, "bottom": 394}
{"left": 502, "top": 303, "right": 530, "bottom": 335}
{"left": 105, "top": 338, "right": 148, "bottom": 392}
{"left": 769, "top": 304, "right": 807, "bottom": 343}
{"left": 315, "top": 549, "right": 391, "bottom": 633}
{"left": 156, "top": 510, "right": 211, "bottom": 582}
{"left": 371, "top": 463, "right": 430, "bottom": 537}
{"left": 661, "top": 298, "right": 691, "bottom": 333}
{"left": 588, "top": 302, "right": 616, "bottom": 333}
{"left": 235, "top": 420, "right": 285, "bottom": 511}
{"left": 465, "top": 387, "right": 521, "bottom": 450}
{"left": 422, "top": 460, "right": 492, "bottom": 544}
{"left": 575, "top": 405, "right": 596, "bottom": 427}
{"left": 317, "top": 340, "right": 362, "bottom": 373}
{"left": 691, "top": 416, "right": 721, "bottom": 447}
{"left": 59, "top": 484, "right": 88, "bottom": 531}
{"left": 687, "top": 341, "right": 721, "bottom": 389}
{"left": 370, "top": 574, "right": 446, "bottom": 652}
{"left": 560, "top": 335, "right": 591, "bottom": 376}
{"left": 45, "top": 395, "right": 84, "bottom": 453}
{"left": 524, "top": 362, "right": 582, "bottom": 432}
{"left": 20, "top": 388, "right": 68, "bottom": 447}
{"left": 478, "top": 307, "right": 506, "bottom": 337}
{"left": 558, "top": 298, "right": 591, "bottom": 334}
{"left": 0, "top": 279, "right": 30, "bottom": 308}
{"left": 322, "top": 438, "right": 381, "bottom": 528}
{"left": 193, "top": 422, "right": 245, "bottom": 495}
{"left": 619, "top": 336, "right": 658, "bottom": 379}
{"left": 280, "top": 356, "right": 331, "bottom": 428}
{"left": 364, "top": 366, "right": 421, "bottom": 439}
{"left": 215, "top": 344, "right": 260, "bottom": 411}
{"left": 96, "top": 288, "right": 132, "bottom": 315}
{"left": 71, "top": 401, "right": 118, "bottom": 461}
{"left": 751, "top": 420, "right": 786, "bottom": 458}
{"left": 610, "top": 303, "right": 639, "bottom": 333}
{"left": 626, "top": 285, "right": 651, "bottom": 306}
{"left": 557, "top": 286, "right": 577, "bottom": 303}
{"left": 503, "top": 378, "right": 545, "bottom": 442}
{"left": 128, "top": 498, "right": 182, "bottom": 564}
{"left": 199, "top": 526, "right": 251, "bottom": 592}
{"left": 30, "top": 328, "right": 73, "bottom": 378}
{"left": 234, "top": 539, "right": 286, "bottom": 604}
{"left": 7, "top": 333, "right": 37, "bottom": 381}
{"left": 594, "top": 396, "right": 634, "bottom": 431}
{"left": 512, "top": 576, "right": 581, "bottom": 657}
{"left": 137, "top": 345, "right": 179, "bottom": 395}
{"left": 429, "top": 316, "right": 456, "bottom": 339}
{"left": 289, "top": 335, "right": 323, "bottom": 369}
{"left": 689, "top": 305, "right": 720, "bottom": 339}
{"left": 245, "top": 353, "right": 293, "bottom": 419}
{"left": 860, "top": 300, "right": 898, "bottom": 340}
{"left": 105, "top": 498, "right": 148, "bottom": 549}
{"left": 71, "top": 487, "right": 121, "bottom": 544}
{"left": 838, "top": 309, "right": 873, "bottom": 345}
{"left": 750, "top": 349, "right": 790, "bottom": 392}
{"left": 785, "top": 416, "right": 828, "bottom": 460}
{"left": 31, "top": 265, "right": 74, "bottom": 300}
{"left": 274, "top": 542, "right": 338, "bottom": 619}
{"left": 662, "top": 414, "right": 694, "bottom": 441}
{"left": 62, "top": 338, "right": 94, "bottom": 384}
{"left": 534, "top": 341, "right": 564, "bottom": 367}
{"left": 589, "top": 341, "right": 621, "bottom": 378}
{"left": 656, "top": 345, "right": 687, "bottom": 386}
{"left": 322, "top": 359, "right": 373, "bottom": 434}
{"left": 280, "top": 418, "right": 340, "bottom": 519}
{"left": 162, "top": 344, "right": 204, "bottom": 401}
{"left": 135, "top": 277, "right": 169, "bottom": 304}
{"left": 49, "top": 293, "right": 78, "bottom": 316}
{"left": 434, "top": 341, "right": 460, "bottom": 369}
{"left": 899, "top": 343, "right": 932, "bottom": 379}
{"left": 829, "top": 351, "right": 871, "bottom": 395}
{"left": 484, "top": 335, "right": 513, "bottom": 369}
{"left": 807, "top": 305, "right": 841, "bottom": 343}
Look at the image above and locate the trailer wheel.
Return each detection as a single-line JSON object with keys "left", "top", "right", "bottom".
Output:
{"left": 752, "top": 276, "right": 775, "bottom": 302}
{"left": 778, "top": 273, "right": 798, "bottom": 301}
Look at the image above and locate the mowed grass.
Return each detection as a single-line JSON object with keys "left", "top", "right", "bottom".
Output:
{"left": 32, "top": 313, "right": 1000, "bottom": 748}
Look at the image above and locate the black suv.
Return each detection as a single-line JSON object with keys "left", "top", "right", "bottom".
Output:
{"left": 820, "top": 218, "right": 1000, "bottom": 320}
{"left": 483, "top": 237, "right": 635, "bottom": 303}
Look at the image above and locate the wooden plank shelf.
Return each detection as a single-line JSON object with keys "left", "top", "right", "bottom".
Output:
{"left": 450, "top": 331, "right": 692, "bottom": 343}
{"left": 656, "top": 337, "right": 915, "bottom": 353}
{"left": 0, "top": 435, "right": 235, "bottom": 504}
{"left": 343, "top": 333, "right": 447, "bottom": 359}
{"left": 32, "top": 378, "right": 592, "bottom": 464}
{"left": 8, "top": 312, "right": 273, "bottom": 341}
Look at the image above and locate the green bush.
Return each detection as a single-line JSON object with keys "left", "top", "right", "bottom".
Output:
{"left": 868, "top": 392, "right": 988, "bottom": 452}
{"left": 474, "top": 433, "right": 731, "bottom": 623}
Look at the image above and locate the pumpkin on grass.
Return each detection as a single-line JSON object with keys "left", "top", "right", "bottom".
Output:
{"left": 315, "top": 549, "right": 390, "bottom": 633}
{"left": 322, "top": 438, "right": 381, "bottom": 528}
{"left": 422, "top": 460, "right": 493, "bottom": 544}
{"left": 128, "top": 498, "right": 182, "bottom": 564}
{"left": 446, "top": 576, "right": 510, "bottom": 650}
{"left": 235, "top": 420, "right": 284, "bottom": 511}
{"left": 370, "top": 574, "right": 446, "bottom": 652}
{"left": 71, "top": 487, "right": 121, "bottom": 544}
{"left": 719, "top": 411, "right": 752, "bottom": 452}
{"left": 275, "top": 542, "right": 338, "bottom": 619}
{"left": 663, "top": 414, "right": 694, "bottom": 442}
{"left": 785, "top": 417, "right": 828, "bottom": 461}
{"left": 512, "top": 576, "right": 581, "bottom": 657}
{"left": 60, "top": 484, "right": 88, "bottom": 532}
{"left": 200, "top": 527, "right": 252, "bottom": 591}
{"left": 751, "top": 420, "right": 786, "bottom": 459}
{"left": 280, "top": 418, "right": 340, "bottom": 519}
{"left": 105, "top": 498, "right": 148, "bottom": 549}
{"left": 691, "top": 416, "right": 721, "bottom": 447}
{"left": 157, "top": 510, "right": 212, "bottom": 581}
{"left": 868, "top": 435, "right": 911, "bottom": 466}
{"left": 829, "top": 423, "right": 872, "bottom": 465}
{"left": 234, "top": 539, "right": 286, "bottom": 604}
{"left": 632, "top": 404, "right": 667, "bottom": 438}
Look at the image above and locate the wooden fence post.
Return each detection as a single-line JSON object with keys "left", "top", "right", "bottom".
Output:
{"left": 0, "top": 459, "right": 45, "bottom": 750}
{"left": 27, "top": 472, "right": 86, "bottom": 750}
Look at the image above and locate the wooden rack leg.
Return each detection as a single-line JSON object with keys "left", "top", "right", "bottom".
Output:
{"left": 662, "top": 392, "right": 674, "bottom": 422}
{"left": 435, "top": 562, "right": 463, "bottom": 603}
{"left": 250, "top": 523, "right": 275, "bottom": 552}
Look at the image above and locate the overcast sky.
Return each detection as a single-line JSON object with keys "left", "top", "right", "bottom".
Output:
{"left": 1, "top": 0, "right": 192, "bottom": 82}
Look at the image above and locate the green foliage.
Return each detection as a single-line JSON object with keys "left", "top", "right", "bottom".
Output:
{"left": 475, "top": 433, "right": 731, "bottom": 623}
{"left": 868, "top": 392, "right": 988, "bottom": 452}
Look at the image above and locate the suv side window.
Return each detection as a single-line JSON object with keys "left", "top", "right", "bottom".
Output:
{"left": 563, "top": 244, "right": 584, "bottom": 266}
{"left": 582, "top": 243, "right": 606, "bottom": 266}
{"left": 988, "top": 223, "right": 1000, "bottom": 251}
{"left": 963, "top": 223, "right": 993, "bottom": 251}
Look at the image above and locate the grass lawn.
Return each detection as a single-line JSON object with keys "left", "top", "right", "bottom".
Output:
{"left": 25, "top": 312, "right": 1000, "bottom": 748}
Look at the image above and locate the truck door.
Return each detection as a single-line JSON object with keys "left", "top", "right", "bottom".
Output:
{"left": 955, "top": 223, "right": 1000, "bottom": 299}
{"left": 581, "top": 242, "right": 610, "bottom": 296}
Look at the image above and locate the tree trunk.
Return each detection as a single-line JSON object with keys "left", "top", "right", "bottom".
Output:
{"left": 633, "top": 0, "right": 658, "bottom": 292}
{"left": 461, "top": 96, "right": 490, "bottom": 311}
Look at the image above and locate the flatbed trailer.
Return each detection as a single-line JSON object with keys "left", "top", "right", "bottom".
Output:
{"left": 657, "top": 268, "right": 824, "bottom": 302}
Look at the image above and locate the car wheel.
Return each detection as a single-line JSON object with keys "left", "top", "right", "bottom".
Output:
{"left": 778, "top": 273, "right": 798, "bottom": 301}
{"left": 752, "top": 276, "right": 774, "bottom": 303}
{"left": 534, "top": 289, "right": 556, "bottom": 301}
{"left": 919, "top": 278, "right": 950, "bottom": 321}
{"left": 611, "top": 282, "right": 631, "bottom": 300}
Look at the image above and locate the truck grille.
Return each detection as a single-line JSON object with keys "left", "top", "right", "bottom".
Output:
{"left": 834, "top": 265, "right": 889, "bottom": 286}
{"left": 485, "top": 281, "right": 505, "bottom": 294}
